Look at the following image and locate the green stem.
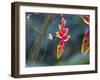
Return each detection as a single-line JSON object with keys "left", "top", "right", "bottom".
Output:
{"left": 41, "top": 36, "right": 48, "bottom": 61}
{"left": 29, "top": 14, "right": 54, "bottom": 62}
{"left": 27, "top": 18, "right": 40, "bottom": 33}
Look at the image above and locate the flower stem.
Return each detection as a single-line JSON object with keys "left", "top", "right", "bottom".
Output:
{"left": 41, "top": 36, "right": 48, "bottom": 61}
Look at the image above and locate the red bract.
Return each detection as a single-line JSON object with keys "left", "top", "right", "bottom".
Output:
{"left": 81, "top": 16, "right": 90, "bottom": 55}
{"left": 81, "top": 16, "right": 90, "bottom": 25}
{"left": 56, "top": 28, "right": 69, "bottom": 38}
{"left": 56, "top": 14, "right": 70, "bottom": 59}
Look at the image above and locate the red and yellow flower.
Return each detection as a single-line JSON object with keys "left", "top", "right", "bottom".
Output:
{"left": 81, "top": 16, "right": 90, "bottom": 55}
{"left": 56, "top": 14, "right": 70, "bottom": 59}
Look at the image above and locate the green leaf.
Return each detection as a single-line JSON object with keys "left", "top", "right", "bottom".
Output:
{"left": 26, "top": 19, "right": 40, "bottom": 33}
{"left": 32, "top": 26, "right": 40, "bottom": 33}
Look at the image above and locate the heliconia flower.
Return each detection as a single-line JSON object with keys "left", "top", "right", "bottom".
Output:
{"left": 56, "top": 35, "right": 70, "bottom": 59}
{"left": 81, "top": 30, "right": 90, "bottom": 55}
{"left": 81, "top": 16, "right": 90, "bottom": 55}
{"left": 80, "top": 16, "right": 89, "bottom": 25}
{"left": 56, "top": 14, "right": 70, "bottom": 59}
{"left": 57, "top": 43, "right": 64, "bottom": 59}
